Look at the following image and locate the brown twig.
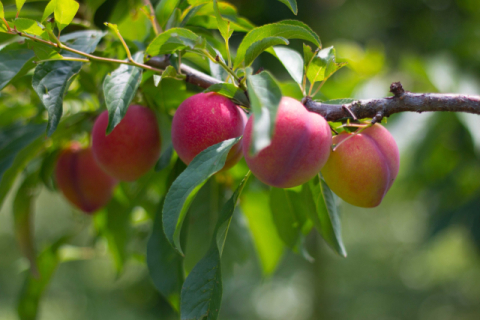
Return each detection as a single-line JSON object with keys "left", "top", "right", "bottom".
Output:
{"left": 304, "top": 82, "right": 480, "bottom": 121}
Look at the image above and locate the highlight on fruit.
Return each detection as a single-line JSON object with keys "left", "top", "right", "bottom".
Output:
{"left": 171, "top": 92, "right": 246, "bottom": 170}
{"left": 242, "top": 96, "right": 332, "bottom": 188}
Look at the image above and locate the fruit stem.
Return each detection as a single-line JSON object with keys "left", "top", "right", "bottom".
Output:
{"left": 332, "top": 124, "right": 372, "bottom": 152}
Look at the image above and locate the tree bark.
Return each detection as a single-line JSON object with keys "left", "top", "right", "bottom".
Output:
{"left": 303, "top": 82, "right": 480, "bottom": 122}
{"left": 147, "top": 56, "right": 222, "bottom": 89}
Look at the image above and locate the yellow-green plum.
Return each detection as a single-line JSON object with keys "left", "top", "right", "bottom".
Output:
{"left": 55, "top": 144, "right": 117, "bottom": 213}
{"left": 242, "top": 97, "right": 332, "bottom": 188}
{"left": 92, "top": 105, "right": 161, "bottom": 181}
{"left": 321, "top": 124, "right": 400, "bottom": 208}
{"left": 172, "top": 92, "right": 246, "bottom": 170}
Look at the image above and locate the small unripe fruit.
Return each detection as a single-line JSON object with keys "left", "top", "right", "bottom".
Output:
{"left": 92, "top": 105, "right": 161, "bottom": 181}
{"left": 321, "top": 124, "right": 400, "bottom": 208}
{"left": 243, "top": 97, "right": 332, "bottom": 188}
{"left": 172, "top": 92, "right": 246, "bottom": 170}
{"left": 55, "top": 144, "right": 117, "bottom": 213}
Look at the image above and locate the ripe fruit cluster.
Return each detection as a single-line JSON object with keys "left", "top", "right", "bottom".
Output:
{"left": 170, "top": 93, "right": 399, "bottom": 208}
{"left": 55, "top": 106, "right": 161, "bottom": 213}
{"left": 55, "top": 92, "right": 399, "bottom": 214}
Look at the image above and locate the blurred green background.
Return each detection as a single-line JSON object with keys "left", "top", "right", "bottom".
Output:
{"left": 2, "top": 0, "right": 480, "bottom": 319}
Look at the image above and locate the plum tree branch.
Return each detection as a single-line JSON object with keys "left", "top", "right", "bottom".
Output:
{"left": 147, "top": 55, "right": 222, "bottom": 88}
{"left": 303, "top": 82, "right": 480, "bottom": 122}
{"left": 147, "top": 59, "right": 480, "bottom": 122}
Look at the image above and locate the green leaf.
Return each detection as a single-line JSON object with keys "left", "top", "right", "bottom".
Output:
{"left": 39, "top": 149, "right": 60, "bottom": 190}
{"left": 303, "top": 43, "right": 315, "bottom": 67}
{"left": 269, "top": 188, "right": 307, "bottom": 249}
{"left": 204, "top": 83, "right": 249, "bottom": 107}
{"left": 277, "top": 0, "right": 298, "bottom": 14}
{"left": 29, "top": 41, "right": 64, "bottom": 61}
{"left": 180, "top": 172, "right": 250, "bottom": 320}
{"left": 306, "top": 46, "right": 346, "bottom": 84}
{"left": 234, "top": 20, "right": 320, "bottom": 68}
{"left": 246, "top": 71, "right": 282, "bottom": 154}
{"left": 14, "top": 18, "right": 48, "bottom": 39}
{"left": 42, "top": 0, "right": 56, "bottom": 22}
{"left": 16, "top": 0, "right": 26, "bottom": 13}
{"left": 242, "top": 188, "right": 284, "bottom": 275}
{"left": 244, "top": 36, "right": 289, "bottom": 67}
{"left": 185, "top": 3, "right": 254, "bottom": 33}
{"left": 179, "top": 5, "right": 202, "bottom": 28}
{"left": 163, "top": 137, "right": 242, "bottom": 255}
{"left": 17, "top": 237, "right": 66, "bottom": 320}
{"left": 181, "top": 247, "right": 221, "bottom": 320}
{"left": 271, "top": 46, "right": 303, "bottom": 85}
{"left": 164, "top": 65, "right": 179, "bottom": 78}
{"left": 213, "top": 0, "right": 233, "bottom": 42}
{"left": 62, "top": 30, "right": 106, "bottom": 52}
{"left": 147, "top": 200, "right": 184, "bottom": 310}
{"left": 96, "top": 197, "right": 132, "bottom": 274}
{"left": 153, "top": 75, "right": 161, "bottom": 87}
{"left": 146, "top": 28, "right": 198, "bottom": 57}
{"left": 14, "top": 173, "right": 39, "bottom": 277}
{"left": 205, "top": 47, "right": 227, "bottom": 79}
{"left": 155, "top": 144, "right": 174, "bottom": 171}
{"left": 103, "top": 51, "right": 144, "bottom": 134}
{"left": 0, "top": 2, "right": 4, "bottom": 19}
{"left": 117, "top": 5, "right": 150, "bottom": 42}
{"left": 189, "top": 1, "right": 244, "bottom": 20}
{"left": 209, "top": 56, "right": 228, "bottom": 81}
{"left": 54, "top": 0, "right": 80, "bottom": 31}
{"left": 187, "top": 0, "right": 209, "bottom": 5}
{"left": 155, "top": 0, "right": 181, "bottom": 28}
{"left": 32, "top": 30, "right": 105, "bottom": 136}
{"left": 0, "top": 42, "right": 35, "bottom": 91}
{"left": 0, "top": 123, "right": 46, "bottom": 209}
{"left": 166, "top": 7, "right": 181, "bottom": 30}
{"left": 307, "top": 175, "right": 347, "bottom": 257}
{"left": 153, "top": 65, "right": 179, "bottom": 87}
